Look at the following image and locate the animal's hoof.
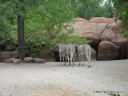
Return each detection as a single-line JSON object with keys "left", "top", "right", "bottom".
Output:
{"left": 88, "top": 65, "right": 91, "bottom": 68}
{"left": 63, "top": 64, "right": 66, "bottom": 66}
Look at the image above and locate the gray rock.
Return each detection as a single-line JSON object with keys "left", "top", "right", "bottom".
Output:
{"left": 5, "top": 58, "right": 16, "bottom": 63}
{"left": 33, "top": 58, "right": 46, "bottom": 63}
{"left": 13, "top": 59, "right": 21, "bottom": 64}
{"left": 30, "top": 54, "right": 37, "bottom": 58}
{"left": 24, "top": 57, "right": 33, "bottom": 63}
{"left": 98, "top": 41, "right": 120, "bottom": 60}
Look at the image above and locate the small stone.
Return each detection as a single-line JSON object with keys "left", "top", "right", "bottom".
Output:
{"left": 33, "top": 58, "right": 46, "bottom": 63}
{"left": 88, "top": 65, "right": 91, "bottom": 68}
{"left": 13, "top": 59, "right": 21, "bottom": 64}
{"left": 5, "top": 58, "right": 16, "bottom": 63}
{"left": 24, "top": 57, "right": 33, "bottom": 63}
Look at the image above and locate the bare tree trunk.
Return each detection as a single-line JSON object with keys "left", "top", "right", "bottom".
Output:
{"left": 18, "top": 15, "right": 26, "bottom": 60}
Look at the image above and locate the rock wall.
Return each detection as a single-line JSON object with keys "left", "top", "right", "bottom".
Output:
{"left": 73, "top": 17, "right": 127, "bottom": 60}
{"left": 0, "top": 51, "right": 18, "bottom": 62}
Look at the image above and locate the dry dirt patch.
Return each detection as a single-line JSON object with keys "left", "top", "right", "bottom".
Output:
{"left": 11, "top": 84, "right": 90, "bottom": 96}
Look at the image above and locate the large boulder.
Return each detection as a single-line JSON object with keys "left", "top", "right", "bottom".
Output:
{"left": 65, "top": 17, "right": 127, "bottom": 60}
{"left": 114, "top": 34, "right": 127, "bottom": 59}
{"left": 98, "top": 41, "right": 120, "bottom": 60}
{"left": 74, "top": 23, "right": 108, "bottom": 44}
{"left": 108, "top": 21, "right": 123, "bottom": 33}
{"left": 100, "top": 27, "right": 117, "bottom": 41}
{"left": 109, "top": 23, "right": 127, "bottom": 59}
{"left": 89, "top": 17, "right": 121, "bottom": 24}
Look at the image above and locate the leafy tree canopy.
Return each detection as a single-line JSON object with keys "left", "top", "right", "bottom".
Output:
{"left": 71, "top": 0, "right": 114, "bottom": 19}
{"left": 112, "top": 0, "right": 128, "bottom": 38}
{"left": 0, "top": 0, "right": 116, "bottom": 52}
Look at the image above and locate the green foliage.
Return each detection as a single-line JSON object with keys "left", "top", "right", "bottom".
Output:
{"left": 0, "top": 1, "right": 16, "bottom": 47}
{"left": 0, "top": 18, "right": 11, "bottom": 43}
{"left": 0, "top": 0, "right": 45, "bottom": 51}
{"left": 112, "top": 0, "right": 128, "bottom": 23}
{"left": 101, "top": 0, "right": 114, "bottom": 18}
{"left": 0, "top": 1, "right": 15, "bottom": 23}
{"left": 48, "top": 32, "right": 91, "bottom": 52}
{"left": 56, "top": 33, "right": 91, "bottom": 45}
{"left": 108, "top": 92, "right": 120, "bottom": 96}
{"left": 71, "top": 0, "right": 113, "bottom": 20}
{"left": 124, "top": 29, "right": 128, "bottom": 38}
{"left": 112, "top": 0, "right": 128, "bottom": 38}
{"left": 23, "top": 0, "right": 76, "bottom": 52}
{"left": 0, "top": 0, "right": 111, "bottom": 53}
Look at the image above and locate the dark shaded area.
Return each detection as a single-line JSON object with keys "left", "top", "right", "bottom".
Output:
{"left": 118, "top": 43, "right": 127, "bottom": 59}
{"left": 89, "top": 42, "right": 99, "bottom": 60}
{"left": 53, "top": 51, "right": 60, "bottom": 62}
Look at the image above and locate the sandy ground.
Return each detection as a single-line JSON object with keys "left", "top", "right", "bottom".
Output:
{"left": 0, "top": 60, "right": 128, "bottom": 96}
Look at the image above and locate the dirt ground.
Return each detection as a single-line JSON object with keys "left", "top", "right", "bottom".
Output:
{"left": 0, "top": 60, "right": 128, "bottom": 96}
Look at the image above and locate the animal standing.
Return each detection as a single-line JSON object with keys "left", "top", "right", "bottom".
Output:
{"left": 66, "top": 44, "right": 76, "bottom": 67}
{"left": 58, "top": 44, "right": 91, "bottom": 67}
{"left": 77, "top": 44, "right": 91, "bottom": 67}
{"left": 58, "top": 44, "right": 67, "bottom": 65}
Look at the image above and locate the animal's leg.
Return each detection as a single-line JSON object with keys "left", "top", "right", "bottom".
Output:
{"left": 73, "top": 55, "right": 75, "bottom": 66}
{"left": 70, "top": 55, "right": 72, "bottom": 67}
{"left": 63, "top": 55, "right": 64, "bottom": 63}
{"left": 70, "top": 55, "right": 73, "bottom": 67}
{"left": 88, "top": 51, "right": 91, "bottom": 67}
{"left": 62, "top": 55, "right": 65, "bottom": 66}
{"left": 82, "top": 54, "right": 84, "bottom": 66}
{"left": 64, "top": 55, "right": 68, "bottom": 66}
{"left": 67, "top": 56, "right": 70, "bottom": 67}
{"left": 86, "top": 51, "right": 91, "bottom": 67}
{"left": 78, "top": 54, "right": 81, "bottom": 66}
{"left": 64, "top": 55, "right": 66, "bottom": 66}
{"left": 59, "top": 53, "right": 62, "bottom": 66}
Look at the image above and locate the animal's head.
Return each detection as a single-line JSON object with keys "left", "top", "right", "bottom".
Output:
{"left": 57, "top": 44, "right": 63, "bottom": 52}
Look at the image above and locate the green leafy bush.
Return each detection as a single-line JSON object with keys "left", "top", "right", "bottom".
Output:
{"left": 108, "top": 92, "right": 120, "bottom": 96}
{"left": 0, "top": 19, "right": 11, "bottom": 43}
{"left": 22, "top": 0, "right": 76, "bottom": 53}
